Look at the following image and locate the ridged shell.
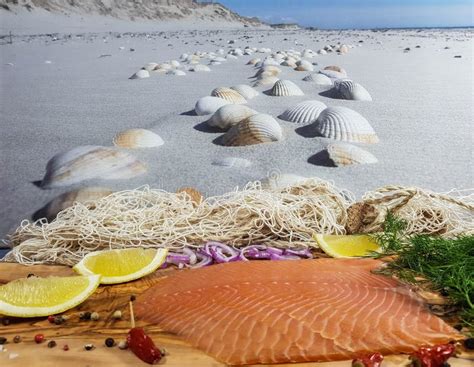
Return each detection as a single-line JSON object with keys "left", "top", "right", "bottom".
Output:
{"left": 294, "top": 60, "right": 313, "bottom": 71}
{"left": 208, "top": 104, "right": 258, "bottom": 130}
{"left": 195, "top": 96, "right": 231, "bottom": 116}
{"left": 129, "top": 69, "right": 149, "bottom": 79}
{"left": 318, "top": 69, "right": 346, "bottom": 80}
{"left": 221, "top": 114, "right": 283, "bottom": 146}
{"left": 279, "top": 100, "right": 327, "bottom": 124}
{"left": 37, "top": 187, "right": 114, "bottom": 221}
{"left": 317, "top": 49, "right": 327, "bottom": 55}
{"left": 253, "top": 76, "right": 279, "bottom": 87}
{"left": 327, "top": 143, "right": 378, "bottom": 166}
{"left": 230, "top": 85, "right": 259, "bottom": 99}
{"left": 212, "top": 157, "right": 252, "bottom": 168}
{"left": 269, "top": 80, "right": 304, "bottom": 96}
{"left": 261, "top": 173, "right": 308, "bottom": 190}
{"left": 338, "top": 45, "right": 349, "bottom": 54}
{"left": 323, "top": 65, "right": 347, "bottom": 76}
{"left": 113, "top": 129, "right": 164, "bottom": 148}
{"left": 247, "top": 58, "right": 261, "bottom": 65}
{"left": 254, "top": 65, "right": 281, "bottom": 77}
{"left": 315, "top": 107, "right": 379, "bottom": 144}
{"left": 334, "top": 80, "right": 372, "bottom": 101}
{"left": 40, "top": 146, "right": 147, "bottom": 188}
{"left": 211, "top": 87, "right": 247, "bottom": 104}
{"left": 302, "top": 73, "right": 333, "bottom": 85}
{"left": 190, "top": 64, "right": 211, "bottom": 72}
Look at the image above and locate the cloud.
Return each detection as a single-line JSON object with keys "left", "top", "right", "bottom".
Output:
{"left": 256, "top": 14, "right": 298, "bottom": 24}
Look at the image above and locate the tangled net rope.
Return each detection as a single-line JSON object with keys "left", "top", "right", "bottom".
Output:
{"left": 4, "top": 180, "right": 473, "bottom": 266}
{"left": 4, "top": 179, "right": 352, "bottom": 265}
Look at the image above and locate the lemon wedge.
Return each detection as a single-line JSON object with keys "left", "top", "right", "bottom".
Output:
{"left": 0, "top": 275, "right": 100, "bottom": 317}
{"left": 73, "top": 248, "right": 168, "bottom": 284}
{"left": 314, "top": 234, "right": 381, "bottom": 258}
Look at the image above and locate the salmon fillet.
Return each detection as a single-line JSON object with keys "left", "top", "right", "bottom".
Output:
{"left": 135, "top": 258, "right": 461, "bottom": 365}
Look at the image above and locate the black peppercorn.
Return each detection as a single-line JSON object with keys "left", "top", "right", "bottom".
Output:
{"left": 130, "top": 295, "right": 136, "bottom": 302}
{"left": 84, "top": 343, "right": 94, "bottom": 351}
{"left": 79, "top": 311, "right": 91, "bottom": 321}
{"left": 464, "top": 337, "right": 474, "bottom": 350}
{"left": 2, "top": 318, "right": 10, "bottom": 326}
{"left": 105, "top": 338, "right": 115, "bottom": 348}
{"left": 13, "top": 335, "right": 21, "bottom": 343}
{"left": 47, "top": 340, "right": 57, "bottom": 348}
{"left": 0, "top": 337, "right": 7, "bottom": 345}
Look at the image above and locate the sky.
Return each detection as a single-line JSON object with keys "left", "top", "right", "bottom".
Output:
{"left": 217, "top": 0, "right": 474, "bottom": 29}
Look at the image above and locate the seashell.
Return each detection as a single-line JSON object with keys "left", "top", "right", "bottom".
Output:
{"left": 176, "top": 187, "right": 203, "bottom": 206}
{"left": 40, "top": 146, "right": 147, "bottom": 188}
{"left": 113, "top": 129, "right": 164, "bottom": 148}
{"left": 211, "top": 87, "right": 247, "bottom": 104}
{"left": 294, "top": 60, "right": 313, "bottom": 72}
{"left": 334, "top": 80, "right": 372, "bottom": 101}
{"left": 279, "top": 100, "right": 327, "bottom": 124}
{"left": 253, "top": 65, "right": 281, "bottom": 78}
{"left": 143, "top": 63, "right": 158, "bottom": 72}
{"left": 262, "top": 58, "right": 280, "bottom": 66}
{"left": 302, "top": 73, "right": 333, "bottom": 85}
{"left": 230, "top": 85, "right": 259, "bottom": 99}
{"left": 190, "top": 64, "right": 211, "bottom": 72}
{"left": 180, "top": 53, "right": 188, "bottom": 60}
{"left": 208, "top": 104, "right": 258, "bottom": 130}
{"left": 319, "top": 69, "right": 346, "bottom": 80}
{"left": 212, "top": 157, "right": 252, "bottom": 168}
{"left": 317, "top": 49, "right": 327, "bottom": 55}
{"left": 209, "top": 60, "right": 221, "bottom": 66}
{"left": 194, "top": 96, "right": 231, "bottom": 116}
{"left": 261, "top": 173, "right": 308, "bottom": 190}
{"left": 281, "top": 60, "right": 297, "bottom": 68}
{"left": 221, "top": 114, "right": 283, "bottom": 146}
{"left": 338, "top": 45, "right": 349, "bottom": 54}
{"left": 153, "top": 63, "right": 172, "bottom": 72}
{"left": 36, "top": 187, "right": 114, "bottom": 222}
{"left": 129, "top": 69, "right": 149, "bottom": 79}
{"left": 166, "top": 69, "right": 186, "bottom": 76}
{"left": 323, "top": 65, "right": 347, "bottom": 76}
{"left": 314, "top": 106, "right": 379, "bottom": 143}
{"left": 326, "top": 143, "right": 378, "bottom": 166}
{"left": 170, "top": 60, "right": 180, "bottom": 68}
{"left": 247, "top": 58, "right": 261, "bottom": 65}
{"left": 269, "top": 80, "right": 304, "bottom": 96}
{"left": 253, "top": 76, "right": 279, "bottom": 87}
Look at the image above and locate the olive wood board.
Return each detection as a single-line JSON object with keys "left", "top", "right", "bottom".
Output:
{"left": 0, "top": 263, "right": 470, "bottom": 367}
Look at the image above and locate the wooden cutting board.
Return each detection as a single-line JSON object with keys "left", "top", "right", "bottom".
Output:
{"left": 0, "top": 263, "right": 470, "bottom": 367}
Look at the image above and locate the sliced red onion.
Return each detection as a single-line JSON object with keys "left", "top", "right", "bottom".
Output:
{"left": 240, "top": 245, "right": 268, "bottom": 260}
{"left": 266, "top": 247, "right": 284, "bottom": 255}
{"left": 182, "top": 247, "right": 197, "bottom": 265}
{"left": 284, "top": 248, "right": 313, "bottom": 259}
{"left": 205, "top": 241, "right": 240, "bottom": 263}
{"left": 166, "top": 252, "right": 190, "bottom": 265}
{"left": 269, "top": 253, "right": 301, "bottom": 261}
{"left": 190, "top": 250, "right": 213, "bottom": 268}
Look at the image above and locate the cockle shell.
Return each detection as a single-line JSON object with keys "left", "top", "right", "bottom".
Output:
{"left": 281, "top": 60, "right": 297, "bottom": 68}
{"left": 170, "top": 60, "right": 180, "bottom": 68}
{"left": 208, "top": 104, "right": 258, "bottom": 130}
{"left": 326, "top": 143, "right": 378, "bottom": 166}
{"left": 153, "top": 63, "right": 172, "bottom": 72}
{"left": 195, "top": 96, "right": 231, "bottom": 116}
{"left": 338, "top": 45, "right": 349, "bottom": 54}
{"left": 143, "top": 63, "right": 158, "bottom": 72}
{"left": 221, "top": 114, "right": 283, "bottom": 146}
{"left": 212, "top": 157, "right": 252, "bottom": 168}
{"left": 40, "top": 146, "right": 147, "bottom": 188}
{"left": 279, "top": 100, "right": 327, "bottom": 124}
{"left": 334, "top": 80, "right": 372, "bottom": 101}
{"left": 261, "top": 173, "right": 308, "bottom": 190}
{"left": 295, "top": 60, "right": 314, "bottom": 71}
{"left": 253, "top": 76, "right": 279, "bottom": 87}
{"left": 319, "top": 69, "right": 346, "bottom": 80}
{"left": 262, "top": 58, "right": 280, "bottom": 66}
{"left": 323, "top": 65, "right": 347, "bottom": 76}
{"left": 317, "top": 49, "right": 327, "bottom": 55}
{"left": 314, "top": 107, "right": 379, "bottom": 143}
{"left": 269, "top": 80, "right": 304, "bottom": 96}
{"left": 129, "top": 69, "right": 150, "bottom": 79}
{"left": 254, "top": 66, "right": 281, "bottom": 78}
{"left": 190, "top": 64, "right": 211, "bottom": 72}
{"left": 247, "top": 58, "right": 261, "bottom": 65}
{"left": 302, "top": 73, "right": 333, "bottom": 85}
{"left": 36, "top": 187, "right": 114, "bottom": 221}
{"left": 113, "top": 129, "right": 164, "bottom": 148}
{"left": 166, "top": 69, "right": 186, "bottom": 76}
{"left": 230, "top": 85, "right": 259, "bottom": 99}
{"left": 211, "top": 87, "right": 247, "bottom": 104}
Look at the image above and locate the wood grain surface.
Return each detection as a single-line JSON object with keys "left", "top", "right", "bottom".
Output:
{"left": 0, "top": 262, "right": 470, "bottom": 367}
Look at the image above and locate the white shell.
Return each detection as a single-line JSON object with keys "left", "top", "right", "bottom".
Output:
{"left": 129, "top": 69, "right": 149, "bottom": 79}
{"left": 230, "top": 85, "right": 259, "bottom": 99}
{"left": 324, "top": 66, "right": 347, "bottom": 76}
{"left": 295, "top": 60, "right": 314, "bottom": 71}
{"left": 317, "top": 49, "right": 327, "bottom": 55}
{"left": 279, "top": 100, "right": 327, "bottom": 124}
{"left": 208, "top": 104, "right": 258, "bottom": 130}
{"left": 319, "top": 69, "right": 346, "bottom": 80}
{"left": 190, "top": 64, "right": 211, "bottom": 72}
{"left": 334, "top": 80, "right": 372, "bottom": 101}
{"left": 338, "top": 45, "right": 349, "bottom": 54}
{"left": 302, "top": 73, "right": 333, "bottom": 85}
{"left": 37, "top": 187, "right": 114, "bottom": 221}
{"left": 261, "top": 173, "right": 308, "bottom": 190}
{"left": 41, "top": 146, "right": 147, "bottom": 188}
{"left": 269, "top": 80, "right": 304, "bottom": 96}
{"left": 143, "top": 63, "right": 158, "bottom": 72}
{"left": 327, "top": 143, "right": 378, "bottom": 166}
{"left": 166, "top": 69, "right": 186, "bottom": 76}
{"left": 254, "top": 65, "right": 281, "bottom": 78}
{"left": 194, "top": 96, "right": 231, "bottom": 116}
{"left": 211, "top": 87, "right": 247, "bottom": 104}
{"left": 170, "top": 60, "right": 180, "bottom": 68}
{"left": 212, "top": 157, "right": 252, "bottom": 168}
{"left": 113, "top": 129, "right": 164, "bottom": 148}
{"left": 247, "top": 58, "right": 261, "bottom": 65}
{"left": 221, "top": 114, "right": 283, "bottom": 146}
{"left": 253, "top": 76, "right": 279, "bottom": 87}
{"left": 315, "top": 107, "right": 379, "bottom": 144}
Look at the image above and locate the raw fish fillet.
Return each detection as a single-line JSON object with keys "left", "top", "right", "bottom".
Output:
{"left": 135, "top": 258, "right": 461, "bottom": 365}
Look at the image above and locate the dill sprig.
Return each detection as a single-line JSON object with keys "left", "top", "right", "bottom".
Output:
{"left": 373, "top": 213, "right": 474, "bottom": 329}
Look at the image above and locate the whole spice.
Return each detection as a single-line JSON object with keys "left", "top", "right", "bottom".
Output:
{"left": 84, "top": 343, "right": 95, "bottom": 351}
{"left": 352, "top": 353, "right": 384, "bottom": 367}
{"left": 118, "top": 340, "right": 128, "bottom": 350}
{"left": 13, "top": 336, "right": 21, "bottom": 343}
{"left": 410, "top": 343, "right": 456, "bottom": 367}
{"left": 34, "top": 334, "right": 45, "bottom": 344}
{"left": 47, "top": 315, "right": 55, "bottom": 324}
{"left": 54, "top": 316, "right": 65, "bottom": 325}
{"left": 0, "top": 337, "right": 7, "bottom": 345}
{"left": 105, "top": 338, "right": 115, "bottom": 348}
{"left": 112, "top": 310, "right": 122, "bottom": 320}
{"left": 79, "top": 311, "right": 91, "bottom": 321}
{"left": 90, "top": 312, "right": 100, "bottom": 321}
{"left": 2, "top": 318, "right": 10, "bottom": 326}
{"left": 47, "top": 340, "right": 57, "bottom": 348}
{"left": 63, "top": 344, "right": 69, "bottom": 351}
{"left": 130, "top": 295, "right": 136, "bottom": 302}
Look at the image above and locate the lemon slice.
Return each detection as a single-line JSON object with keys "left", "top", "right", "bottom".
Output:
{"left": 314, "top": 234, "right": 381, "bottom": 258}
{"left": 0, "top": 275, "right": 100, "bottom": 317}
{"left": 73, "top": 248, "right": 168, "bottom": 284}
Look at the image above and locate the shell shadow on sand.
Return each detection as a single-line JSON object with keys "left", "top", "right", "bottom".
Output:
{"left": 307, "top": 150, "right": 336, "bottom": 167}
{"left": 180, "top": 109, "right": 198, "bottom": 116}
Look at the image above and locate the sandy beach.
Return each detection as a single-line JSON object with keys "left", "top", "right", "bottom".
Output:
{"left": 0, "top": 24, "right": 473, "bottom": 242}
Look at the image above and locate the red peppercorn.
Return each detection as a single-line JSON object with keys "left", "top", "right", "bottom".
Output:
{"left": 47, "top": 315, "right": 55, "bottom": 324}
{"left": 410, "top": 343, "right": 455, "bottom": 367}
{"left": 34, "top": 334, "right": 45, "bottom": 344}
{"left": 63, "top": 344, "right": 69, "bottom": 351}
